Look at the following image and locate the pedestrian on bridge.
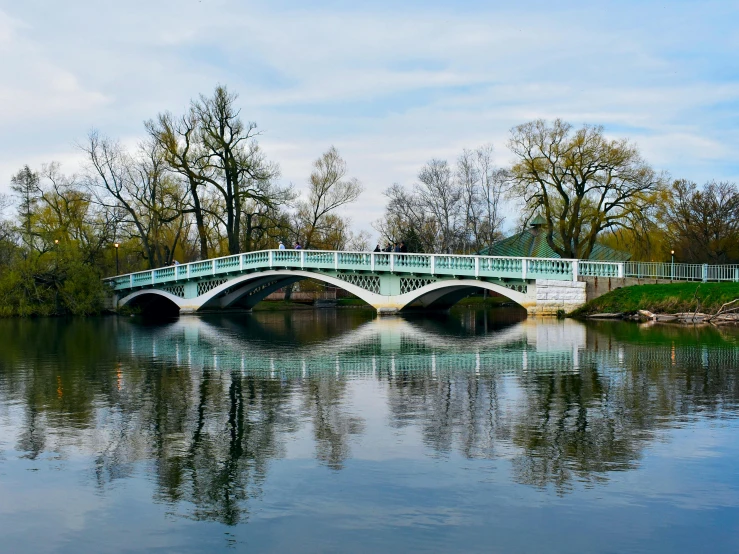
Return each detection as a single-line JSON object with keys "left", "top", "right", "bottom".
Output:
{"left": 278, "top": 241, "right": 285, "bottom": 250}
{"left": 294, "top": 242, "right": 302, "bottom": 249}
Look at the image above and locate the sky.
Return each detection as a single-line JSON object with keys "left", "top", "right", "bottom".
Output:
{"left": 1, "top": 0, "right": 738, "bottom": 235}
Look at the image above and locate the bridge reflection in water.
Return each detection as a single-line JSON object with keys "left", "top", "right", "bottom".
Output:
{"left": 121, "top": 312, "right": 739, "bottom": 380}
{"left": 1, "top": 311, "right": 739, "bottom": 529}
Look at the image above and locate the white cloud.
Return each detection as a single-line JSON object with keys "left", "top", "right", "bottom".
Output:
{"left": 0, "top": 1, "right": 737, "bottom": 232}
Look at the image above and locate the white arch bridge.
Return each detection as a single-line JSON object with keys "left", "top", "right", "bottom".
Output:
{"left": 104, "top": 249, "right": 636, "bottom": 315}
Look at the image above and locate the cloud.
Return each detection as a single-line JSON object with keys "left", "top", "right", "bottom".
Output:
{"left": 0, "top": 1, "right": 737, "bottom": 232}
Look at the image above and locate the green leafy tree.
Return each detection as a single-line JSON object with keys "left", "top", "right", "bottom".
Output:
{"left": 508, "top": 119, "right": 665, "bottom": 259}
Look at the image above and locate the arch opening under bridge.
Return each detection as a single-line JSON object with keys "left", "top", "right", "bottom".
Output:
{"left": 117, "top": 269, "right": 531, "bottom": 314}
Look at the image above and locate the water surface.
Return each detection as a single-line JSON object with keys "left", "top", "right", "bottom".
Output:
{"left": 1, "top": 309, "right": 738, "bottom": 553}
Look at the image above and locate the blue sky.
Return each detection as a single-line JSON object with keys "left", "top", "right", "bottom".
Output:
{"left": 1, "top": 0, "right": 738, "bottom": 232}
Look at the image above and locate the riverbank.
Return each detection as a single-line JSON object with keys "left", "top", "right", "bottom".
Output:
{"left": 571, "top": 282, "right": 739, "bottom": 320}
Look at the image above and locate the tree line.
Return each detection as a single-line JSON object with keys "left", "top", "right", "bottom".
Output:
{"left": 1, "top": 85, "right": 737, "bottom": 315}
{"left": 375, "top": 118, "right": 739, "bottom": 262}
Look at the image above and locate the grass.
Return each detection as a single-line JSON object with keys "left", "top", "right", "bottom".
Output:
{"left": 570, "top": 282, "right": 739, "bottom": 317}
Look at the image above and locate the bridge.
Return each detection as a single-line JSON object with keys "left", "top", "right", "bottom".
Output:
{"left": 104, "top": 249, "right": 739, "bottom": 316}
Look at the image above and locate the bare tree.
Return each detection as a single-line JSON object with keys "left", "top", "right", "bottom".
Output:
{"left": 193, "top": 86, "right": 279, "bottom": 254}
{"left": 416, "top": 159, "right": 462, "bottom": 253}
{"left": 240, "top": 181, "right": 295, "bottom": 252}
{"left": 146, "top": 110, "right": 210, "bottom": 259}
{"left": 83, "top": 131, "right": 187, "bottom": 269}
{"left": 374, "top": 183, "right": 435, "bottom": 252}
{"left": 474, "top": 145, "right": 507, "bottom": 250}
{"left": 457, "top": 148, "right": 480, "bottom": 253}
{"left": 376, "top": 145, "right": 506, "bottom": 254}
{"left": 346, "top": 229, "right": 372, "bottom": 251}
{"left": 660, "top": 180, "right": 739, "bottom": 263}
{"left": 148, "top": 85, "right": 279, "bottom": 257}
{"left": 294, "top": 147, "right": 363, "bottom": 249}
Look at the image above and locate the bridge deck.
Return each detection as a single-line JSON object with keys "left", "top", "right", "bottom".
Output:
{"left": 105, "top": 249, "right": 739, "bottom": 293}
{"left": 106, "top": 250, "right": 627, "bottom": 292}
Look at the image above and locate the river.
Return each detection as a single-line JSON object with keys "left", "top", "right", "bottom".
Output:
{"left": 1, "top": 308, "right": 738, "bottom": 553}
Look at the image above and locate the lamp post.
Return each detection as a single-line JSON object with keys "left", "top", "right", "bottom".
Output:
{"left": 671, "top": 250, "right": 675, "bottom": 281}
{"left": 114, "top": 243, "right": 120, "bottom": 275}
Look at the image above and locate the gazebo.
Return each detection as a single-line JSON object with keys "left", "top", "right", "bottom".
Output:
{"left": 479, "top": 215, "right": 631, "bottom": 261}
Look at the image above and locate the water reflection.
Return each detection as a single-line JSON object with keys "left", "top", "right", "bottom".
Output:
{"left": 1, "top": 311, "right": 739, "bottom": 527}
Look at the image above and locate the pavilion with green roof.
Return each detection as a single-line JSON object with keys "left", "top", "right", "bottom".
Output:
{"left": 479, "top": 215, "right": 630, "bottom": 261}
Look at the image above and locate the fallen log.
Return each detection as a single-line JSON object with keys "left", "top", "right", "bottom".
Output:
{"left": 638, "top": 309, "right": 656, "bottom": 320}
{"left": 705, "top": 298, "right": 739, "bottom": 324}
{"left": 655, "top": 314, "right": 678, "bottom": 322}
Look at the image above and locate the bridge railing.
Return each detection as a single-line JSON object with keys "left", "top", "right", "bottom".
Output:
{"left": 103, "top": 249, "right": 739, "bottom": 292}
{"left": 622, "top": 261, "right": 739, "bottom": 282}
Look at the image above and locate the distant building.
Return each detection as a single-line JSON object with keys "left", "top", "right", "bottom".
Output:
{"left": 479, "top": 215, "right": 631, "bottom": 261}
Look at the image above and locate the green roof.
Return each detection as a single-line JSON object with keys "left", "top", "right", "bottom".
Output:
{"left": 479, "top": 227, "right": 631, "bottom": 261}
{"left": 529, "top": 214, "right": 547, "bottom": 226}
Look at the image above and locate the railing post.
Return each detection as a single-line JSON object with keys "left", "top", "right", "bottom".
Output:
{"left": 390, "top": 253, "right": 395, "bottom": 272}
{"left": 239, "top": 255, "right": 244, "bottom": 271}
{"left": 572, "top": 260, "right": 579, "bottom": 282}
{"left": 430, "top": 255, "right": 435, "bottom": 275}
{"left": 301, "top": 250, "right": 305, "bottom": 270}
{"left": 212, "top": 259, "right": 216, "bottom": 275}
{"left": 269, "top": 250, "right": 273, "bottom": 269}
{"left": 702, "top": 264, "right": 708, "bottom": 282}
{"left": 130, "top": 275, "right": 133, "bottom": 288}
{"left": 152, "top": 270, "right": 156, "bottom": 285}
{"left": 370, "top": 252, "right": 375, "bottom": 272}
{"left": 618, "top": 262, "right": 624, "bottom": 278}
{"left": 521, "top": 258, "right": 527, "bottom": 280}
{"left": 187, "top": 264, "right": 191, "bottom": 279}
{"left": 475, "top": 257, "right": 480, "bottom": 278}
{"left": 334, "top": 251, "right": 338, "bottom": 270}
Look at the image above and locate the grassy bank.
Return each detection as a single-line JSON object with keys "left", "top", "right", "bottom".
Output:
{"left": 570, "top": 282, "right": 739, "bottom": 317}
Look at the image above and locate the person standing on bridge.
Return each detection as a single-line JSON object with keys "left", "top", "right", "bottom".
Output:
{"left": 373, "top": 244, "right": 381, "bottom": 252}
{"left": 294, "top": 242, "right": 302, "bottom": 249}
{"left": 278, "top": 241, "right": 285, "bottom": 250}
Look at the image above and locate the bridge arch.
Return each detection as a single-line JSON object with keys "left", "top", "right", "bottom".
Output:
{"left": 396, "top": 280, "right": 531, "bottom": 312}
{"left": 118, "top": 289, "right": 182, "bottom": 317}
{"left": 182, "top": 270, "right": 386, "bottom": 312}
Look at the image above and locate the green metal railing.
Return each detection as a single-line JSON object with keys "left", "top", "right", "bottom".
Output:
{"left": 103, "top": 249, "right": 739, "bottom": 293}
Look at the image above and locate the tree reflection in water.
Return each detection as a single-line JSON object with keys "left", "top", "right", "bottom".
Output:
{"left": 0, "top": 311, "right": 738, "bottom": 523}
